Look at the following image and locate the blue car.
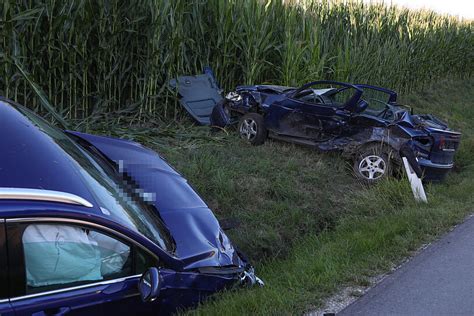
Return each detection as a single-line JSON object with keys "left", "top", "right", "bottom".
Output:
{"left": 211, "top": 81, "right": 461, "bottom": 182}
{"left": 0, "top": 98, "right": 262, "bottom": 315}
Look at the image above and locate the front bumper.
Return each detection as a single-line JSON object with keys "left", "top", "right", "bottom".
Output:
{"left": 157, "top": 265, "right": 263, "bottom": 314}
{"left": 197, "top": 265, "right": 264, "bottom": 287}
{"left": 418, "top": 157, "right": 453, "bottom": 181}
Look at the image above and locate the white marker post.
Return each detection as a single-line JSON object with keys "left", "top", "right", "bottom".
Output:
{"left": 402, "top": 157, "right": 428, "bottom": 203}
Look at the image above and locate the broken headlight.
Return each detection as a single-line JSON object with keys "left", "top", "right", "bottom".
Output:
{"left": 225, "top": 91, "right": 242, "bottom": 102}
{"left": 239, "top": 266, "right": 264, "bottom": 287}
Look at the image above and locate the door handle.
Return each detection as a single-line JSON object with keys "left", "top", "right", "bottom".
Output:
{"left": 32, "top": 306, "right": 71, "bottom": 316}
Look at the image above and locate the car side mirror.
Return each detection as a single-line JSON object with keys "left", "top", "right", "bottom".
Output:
{"left": 139, "top": 267, "right": 161, "bottom": 303}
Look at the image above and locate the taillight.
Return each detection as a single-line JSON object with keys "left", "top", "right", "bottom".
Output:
{"left": 438, "top": 136, "right": 446, "bottom": 150}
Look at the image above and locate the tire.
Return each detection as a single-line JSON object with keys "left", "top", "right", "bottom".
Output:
{"left": 238, "top": 113, "right": 267, "bottom": 145}
{"left": 353, "top": 143, "right": 394, "bottom": 183}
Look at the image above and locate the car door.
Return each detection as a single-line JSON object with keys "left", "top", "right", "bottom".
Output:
{"left": 0, "top": 219, "right": 14, "bottom": 315}
{"left": 169, "top": 68, "right": 223, "bottom": 125}
{"left": 7, "top": 218, "right": 161, "bottom": 316}
{"left": 269, "top": 90, "right": 341, "bottom": 140}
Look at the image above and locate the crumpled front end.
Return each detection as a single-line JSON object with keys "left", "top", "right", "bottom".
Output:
{"left": 67, "top": 131, "right": 263, "bottom": 282}
{"left": 156, "top": 265, "right": 263, "bottom": 314}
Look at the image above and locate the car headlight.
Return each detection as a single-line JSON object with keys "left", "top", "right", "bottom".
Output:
{"left": 226, "top": 91, "right": 242, "bottom": 102}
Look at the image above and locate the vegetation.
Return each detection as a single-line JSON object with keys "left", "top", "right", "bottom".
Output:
{"left": 1, "top": 0, "right": 473, "bottom": 122}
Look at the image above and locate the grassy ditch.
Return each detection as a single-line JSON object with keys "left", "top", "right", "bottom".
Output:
{"left": 90, "top": 78, "right": 473, "bottom": 314}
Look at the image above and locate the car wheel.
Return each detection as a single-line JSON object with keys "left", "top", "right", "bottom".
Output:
{"left": 238, "top": 113, "right": 267, "bottom": 145}
{"left": 353, "top": 144, "right": 393, "bottom": 183}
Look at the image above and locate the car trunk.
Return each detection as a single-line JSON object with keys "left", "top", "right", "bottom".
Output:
{"left": 428, "top": 130, "right": 461, "bottom": 165}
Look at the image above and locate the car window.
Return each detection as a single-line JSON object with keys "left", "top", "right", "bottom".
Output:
{"left": 136, "top": 247, "right": 158, "bottom": 275}
{"left": 359, "top": 89, "right": 392, "bottom": 112}
{"left": 15, "top": 106, "right": 175, "bottom": 253}
{"left": 22, "top": 223, "right": 132, "bottom": 294}
{"left": 294, "top": 89, "right": 324, "bottom": 105}
{"left": 365, "top": 98, "right": 389, "bottom": 115}
{"left": 329, "top": 88, "right": 354, "bottom": 106}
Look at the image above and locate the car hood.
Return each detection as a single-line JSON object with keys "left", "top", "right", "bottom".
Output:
{"left": 67, "top": 131, "right": 245, "bottom": 270}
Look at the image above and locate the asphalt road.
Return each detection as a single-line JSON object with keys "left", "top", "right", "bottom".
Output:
{"left": 340, "top": 215, "right": 474, "bottom": 316}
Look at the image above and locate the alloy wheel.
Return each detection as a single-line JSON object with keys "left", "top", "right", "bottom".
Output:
{"left": 240, "top": 118, "right": 258, "bottom": 141}
{"left": 358, "top": 155, "right": 386, "bottom": 180}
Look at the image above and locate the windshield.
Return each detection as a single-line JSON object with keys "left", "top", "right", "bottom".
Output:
{"left": 17, "top": 106, "right": 175, "bottom": 253}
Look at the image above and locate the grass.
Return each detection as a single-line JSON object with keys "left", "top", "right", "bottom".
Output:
{"left": 90, "top": 77, "right": 474, "bottom": 314}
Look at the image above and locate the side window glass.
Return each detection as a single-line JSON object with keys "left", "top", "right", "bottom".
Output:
{"left": 293, "top": 89, "right": 326, "bottom": 105}
{"left": 22, "top": 224, "right": 131, "bottom": 293}
{"left": 135, "top": 247, "right": 159, "bottom": 275}
{"left": 294, "top": 89, "right": 317, "bottom": 103}
{"left": 331, "top": 89, "right": 354, "bottom": 106}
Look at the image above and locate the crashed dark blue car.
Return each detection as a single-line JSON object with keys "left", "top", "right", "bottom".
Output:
{"left": 221, "top": 81, "right": 461, "bottom": 182}
{"left": 171, "top": 73, "right": 460, "bottom": 182}
{"left": 0, "top": 98, "right": 261, "bottom": 315}
{"left": 218, "top": 81, "right": 461, "bottom": 182}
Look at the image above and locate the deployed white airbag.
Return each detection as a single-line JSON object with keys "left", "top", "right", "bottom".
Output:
{"left": 23, "top": 224, "right": 130, "bottom": 288}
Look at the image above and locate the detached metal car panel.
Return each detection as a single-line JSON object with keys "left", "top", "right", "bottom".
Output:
{"left": 168, "top": 67, "right": 222, "bottom": 125}
{"left": 203, "top": 78, "right": 460, "bottom": 182}
{"left": 0, "top": 98, "right": 260, "bottom": 315}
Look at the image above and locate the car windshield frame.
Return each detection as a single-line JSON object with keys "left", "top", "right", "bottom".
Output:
{"left": 15, "top": 105, "right": 176, "bottom": 254}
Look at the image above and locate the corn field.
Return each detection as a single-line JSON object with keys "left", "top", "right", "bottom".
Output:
{"left": 1, "top": 0, "right": 473, "bottom": 122}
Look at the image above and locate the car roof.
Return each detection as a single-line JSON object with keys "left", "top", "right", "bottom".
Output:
{"left": 0, "top": 99, "right": 102, "bottom": 217}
